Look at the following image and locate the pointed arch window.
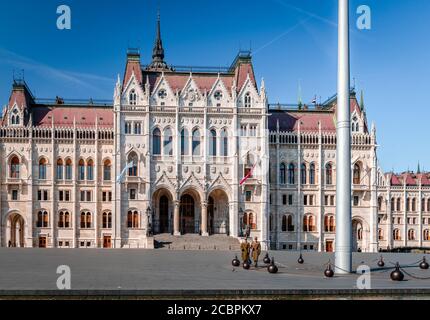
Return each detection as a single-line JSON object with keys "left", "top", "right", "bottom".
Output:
{"left": 288, "top": 163, "right": 295, "bottom": 185}
{"left": 303, "top": 214, "right": 316, "bottom": 232}
{"left": 282, "top": 214, "right": 294, "bottom": 232}
{"left": 56, "top": 159, "right": 64, "bottom": 180}
{"left": 244, "top": 92, "right": 252, "bottom": 108}
{"left": 280, "top": 163, "right": 286, "bottom": 184}
{"left": 325, "top": 163, "right": 333, "bottom": 185}
{"left": 10, "top": 156, "right": 20, "bottom": 179}
{"left": 80, "top": 211, "right": 92, "bottom": 229}
{"left": 153, "top": 128, "right": 161, "bottom": 155}
{"left": 127, "top": 210, "right": 139, "bottom": 229}
{"left": 129, "top": 89, "right": 137, "bottom": 105}
{"left": 65, "top": 159, "right": 73, "bottom": 180}
{"left": 353, "top": 163, "right": 361, "bottom": 185}
{"left": 128, "top": 153, "right": 138, "bottom": 177}
{"left": 103, "top": 160, "right": 111, "bottom": 181}
{"left": 393, "top": 229, "right": 401, "bottom": 241}
{"left": 192, "top": 129, "right": 201, "bottom": 156}
{"left": 163, "top": 127, "right": 173, "bottom": 156}
{"left": 221, "top": 129, "right": 228, "bottom": 157}
{"left": 309, "top": 163, "right": 316, "bottom": 185}
{"left": 39, "top": 158, "right": 47, "bottom": 180}
{"left": 209, "top": 129, "right": 217, "bottom": 156}
{"left": 408, "top": 229, "right": 416, "bottom": 241}
{"left": 424, "top": 229, "right": 430, "bottom": 241}
{"left": 103, "top": 212, "right": 112, "bottom": 229}
{"left": 181, "top": 128, "right": 189, "bottom": 156}
{"left": 78, "top": 159, "right": 85, "bottom": 181}
{"left": 378, "top": 228, "right": 384, "bottom": 240}
{"left": 86, "top": 159, "right": 94, "bottom": 181}
{"left": 37, "top": 210, "right": 49, "bottom": 228}
{"left": 397, "top": 198, "right": 401, "bottom": 211}
{"left": 301, "top": 163, "right": 307, "bottom": 185}
{"left": 58, "top": 211, "right": 70, "bottom": 228}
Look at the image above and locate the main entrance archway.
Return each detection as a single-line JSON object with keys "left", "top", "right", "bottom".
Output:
{"left": 152, "top": 188, "right": 174, "bottom": 234}
{"left": 6, "top": 213, "right": 25, "bottom": 247}
{"left": 207, "top": 189, "right": 229, "bottom": 235}
{"left": 180, "top": 194, "right": 196, "bottom": 234}
{"left": 352, "top": 218, "right": 365, "bottom": 252}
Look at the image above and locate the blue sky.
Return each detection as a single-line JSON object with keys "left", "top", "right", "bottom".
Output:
{"left": 0, "top": 0, "right": 428, "bottom": 173}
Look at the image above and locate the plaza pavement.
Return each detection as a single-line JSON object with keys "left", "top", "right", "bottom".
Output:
{"left": 1, "top": 249, "right": 430, "bottom": 297}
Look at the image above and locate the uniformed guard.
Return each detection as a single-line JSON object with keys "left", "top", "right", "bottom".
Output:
{"left": 251, "top": 237, "right": 262, "bottom": 267}
{"left": 240, "top": 237, "right": 251, "bottom": 263}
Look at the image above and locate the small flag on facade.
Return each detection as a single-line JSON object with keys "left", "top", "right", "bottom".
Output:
{"left": 240, "top": 162, "right": 257, "bottom": 186}
{"left": 116, "top": 161, "right": 134, "bottom": 183}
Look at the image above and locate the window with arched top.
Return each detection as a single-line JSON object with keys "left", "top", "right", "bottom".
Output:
{"left": 301, "top": 163, "right": 307, "bottom": 185}
{"left": 103, "top": 212, "right": 112, "bottom": 229}
{"left": 243, "top": 211, "right": 256, "bottom": 230}
{"left": 192, "top": 129, "right": 201, "bottom": 156}
{"left": 244, "top": 92, "right": 252, "bottom": 108}
{"left": 353, "top": 163, "right": 361, "bottom": 185}
{"left": 303, "top": 214, "right": 316, "bottom": 232}
{"left": 152, "top": 128, "right": 161, "bottom": 155}
{"left": 280, "top": 163, "right": 286, "bottom": 185}
{"left": 65, "top": 159, "right": 73, "bottom": 180}
{"left": 357, "top": 227, "right": 363, "bottom": 240}
{"left": 163, "top": 127, "right": 173, "bottom": 156}
{"left": 424, "top": 229, "right": 430, "bottom": 241}
{"left": 391, "top": 198, "right": 395, "bottom": 211}
{"left": 10, "top": 156, "right": 20, "bottom": 179}
{"left": 80, "top": 212, "right": 92, "bottom": 229}
{"left": 412, "top": 198, "right": 417, "bottom": 212}
{"left": 288, "top": 163, "right": 295, "bottom": 185}
{"left": 393, "top": 229, "right": 401, "bottom": 241}
{"left": 406, "top": 198, "right": 411, "bottom": 212}
{"left": 408, "top": 229, "right": 416, "bottom": 241}
{"left": 58, "top": 211, "right": 70, "bottom": 228}
{"left": 397, "top": 198, "right": 401, "bottom": 211}
{"left": 324, "top": 215, "right": 336, "bottom": 232}
{"left": 221, "top": 129, "right": 228, "bottom": 157}
{"left": 128, "top": 153, "right": 138, "bottom": 177}
{"left": 37, "top": 210, "right": 49, "bottom": 228}
{"left": 103, "top": 160, "right": 111, "bottom": 181}
{"left": 56, "top": 159, "right": 64, "bottom": 180}
{"left": 378, "top": 228, "right": 384, "bottom": 240}
{"left": 378, "top": 197, "right": 383, "bottom": 211}
{"left": 39, "top": 158, "right": 47, "bottom": 180}
{"left": 11, "top": 109, "right": 20, "bottom": 125}
{"left": 282, "top": 214, "right": 294, "bottom": 232}
{"left": 129, "top": 89, "right": 137, "bottom": 105}
{"left": 309, "top": 163, "right": 316, "bottom": 185}
{"left": 428, "top": 199, "right": 430, "bottom": 213}
{"left": 127, "top": 210, "right": 139, "bottom": 228}
{"left": 86, "top": 159, "right": 94, "bottom": 181}
{"left": 78, "top": 159, "right": 85, "bottom": 180}
{"left": 181, "top": 128, "right": 189, "bottom": 156}
{"left": 209, "top": 129, "right": 217, "bottom": 156}
{"left": 325, "top": 163, "right": 333, "bottom": 185}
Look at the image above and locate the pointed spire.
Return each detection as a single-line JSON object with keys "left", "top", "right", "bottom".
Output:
{"left": 360, "top": 90, "right": 365, "bottom": 111}
{"left": 147, "top": 11, "right": 171, "bottom": 71}
{"left": 298, "top": 80, "right": 303, "bottom": 109}
{"left": 418, "top": 162, "right": 421, "bottom": 174}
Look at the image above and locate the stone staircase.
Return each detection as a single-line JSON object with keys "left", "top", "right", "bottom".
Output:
{"left": 153, "top": 234, "right": 240, "bottom": 251}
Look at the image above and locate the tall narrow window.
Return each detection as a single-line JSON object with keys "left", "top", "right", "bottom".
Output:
{"left": 152, "top": 128, "right": 161, "bottom": 155}
{"left": 244, "top": 92, "right": 252, "bottom": 108}
{"left": 163, "top": 128, "right": 173, "bottom": 156}
{"left": 288, "top": 163, "right": 295, "bottom": 185}
{"left": 56, "top": 159, "right": 64, "bottom": 180}
{"left": 128, "top": 153, "right": 138, "bottom": 177}
{"left": 86, "top": 159, "right": 94, "bottom": 181}
{"left": 397, "top": 198, "right": 401, "bottom": 211}
{"left": 325, "top": 163, "right": 333, "bottom": 185}
{"left": 127, "top": 210, "right": 139, "bottom": 228}
{"left": 280, "top": 163, "right": 286, "bottom": 184}
{"left": 353, "top": 163, "right": 361, "bottom": 185}
{"left": 181, "top": 128, "right": 189, "bottom": 156}
{"left": 39, "top": 158, "right": 47, "bottom": 180}
{"left": 103, "top": 160, "right": 111, "bottom": 181}
{"left": 78, "top": 159, "right": 85, "bottom": 181}
{"left": 65, "top": 159, "right": 72, "bottom": 180}
{"left": 81, "top": 212, "right": 92, "bottom": 229}
{"left": 221, "top": 129, "right": 228, "bottom": 156}
{"left": 309, "top": 163, "right": 315, "bottom": 185}
{"left": 103, "top": 212, "right": 112, "bottom": 229}
{"left": 301, "top": 163, "right": 307, "bottom": 185}
{"left": 129, "top": 89, "right": 137, "bottom": 105}
{"left": 10, "top": 156, "right": 20, "bottom": 179}
{"left": 209, "top": 129, "right": 217, "bottom": 156}
{"left": 192, "top": 129, "right": 201, "bottom": 156}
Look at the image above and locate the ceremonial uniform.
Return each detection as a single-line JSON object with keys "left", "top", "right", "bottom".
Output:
{"left": 251, "top": 239, "right": 261, "bottom": 267}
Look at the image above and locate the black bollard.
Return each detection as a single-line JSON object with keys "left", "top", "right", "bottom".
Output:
{"left": 390, "top": 263, "right": 404, "bottom": 281}
{"left": 268, "top": 258, "right": 278, "bottom": 274}
{"left": 377, "top": 256, "right": 385, "bottom": 268}
{"left": 263, "top": 253, "right": 271, "bottom": 264}
{"left": 243, "top": 261, "right": 251, "bottom": 270}
{"left": 324, "top": 264, "right": 334, "bottom": 278}
{"left": 232, "top": 256, "right": 240, "bottom": 267}
{"left": 297, "top": 253, "right": 304, "bottom": 264}
{"left": 420, "top": 257, "right": 429, "bottom": 270}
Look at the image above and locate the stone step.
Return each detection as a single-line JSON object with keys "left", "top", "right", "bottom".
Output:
{"left": 153, "top": 234, "right": 240, "bottom": 251}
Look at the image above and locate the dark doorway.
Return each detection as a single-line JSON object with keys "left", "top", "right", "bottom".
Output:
{"left": 159, "top": 195, "right": 169, "bottom": 233}
{"left": 180, "top": 194, "right": 195, "bottom": 234}
{"left": 208, "top": 196, "right": 214, "bottom": 235}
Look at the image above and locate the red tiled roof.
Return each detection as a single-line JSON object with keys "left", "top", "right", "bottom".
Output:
{"left": 390, "top": 174, "right": 402, "bottom": 186}
{"left": 269, "top": 111, "right": 336, "bottom": 132}
{"left": 32, "top": 106, "right": 113, "bottom": 128}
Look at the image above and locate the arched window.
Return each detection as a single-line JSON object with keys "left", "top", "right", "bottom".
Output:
{"left": 103, "top": 212, "right": 112, "bottom": 229}
{"left": 181, "top": 128, "right": 189, "bottom": 156}
{"left": 393, "top": 229, "right": 401, "bottom": 241}
{"left": 288, "top": 163, "right": 295, "bottom": 185}
{"left": 163, "top": 127, "right": 173, "bottom": 156}
{"left": 325, "top": 163, "right": 333, "bottom": 185}
{"left": 303, "top": 214, "right": 316, "bottom": 232}
{"left": 65, "top": 159, "right": 73, "bottom": 180}
{"left": 56, "top": 159, "right": 64, "bottom": 180}
{"left": 408, "top": 229, "right": 416, "bottom": 241}
{"left": 10, "top": 156, "right": 20, "bottom": 179}
{"left": 378, "top": 228, "right": 384, "bottom": 240}
{"left": 221, "top": 129, "right": 228, "bottom": 157}
{"left": 301, "top": 163, "right": 307, "bottom": 185}
{"left": 78, "top": 159, "right": 85, "bottom": 180}
{"left": 378, "top": 197, "right": 383, "bottom": 211}
{"left": 428, "top": 199, "right": 430, "bottom": 212}
{"left": 58, "top": 211, "right": 70, "bottom": 228}
{"left": 357, "top": 227, "right": 363, "bottom": 240}
{"left": 424, "top": 229, "right": 430, "bottom": 241}
{"left": 192, "top": 129, "right": 201, "bottom": 156}
{"left": 406, "top": 198, "right": 411, "bottom": 212}
{"left": 39, "top": 158, "right": 47, "bottom": 180}
{"left": 86, "top": 159, "right": 94, "bottom": 181}
{"left": 280, "top": 163, "right": 286, "bottom": 184}
{"left": 412, "top": 198, "right": 417, "bottom": 212}
{"left": 391, "top": 198, "right": 395, "bottom": 211}
{"left": 325, "top": 215, "right": 336, "bottom": 232}
{"left": 353, "top": 163, "right": 361, "bottom": 185}
{"left": 37, "top": 210, "right": 49, "bottom": 228}
{"left": 128, "top": 153, "right": 138, "bottom": 177}
{"left": 129, "top": 89, "right": 137, "bottom": 105}
{"left": 127, "top": 210, "right": 139, "bottom": 229}
{"left": 309, "top": 163, "right": 316, "bottom": 185}
{"left": 80, "top": 212, "right": 92, "bottom": 229}
{"left": 103, "top": 160, "right": 111, "bottom": 181}
{"left": 243, "top": 211, "right": 257, "bottom": 230}
{"left": 397, "top": 198, "right": 401, "bottom": 211}
{"left": 152, "top": 128, "right": 161, "bottom": 155}
{"left": 282, "top": 215, "right": 287, "bottom": 232}
{"left": 244, "top": 92, "right": 252, "bottom": 108}
{"left": 209, "top": 129, "right": 217, "bottom": 156}
{"left": 287, "top": 215, "right": 294, "bottom": 231}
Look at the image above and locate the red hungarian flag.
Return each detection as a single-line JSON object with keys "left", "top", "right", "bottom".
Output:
{"left": 240, "top": 162, "right": 257, "bottom": 186}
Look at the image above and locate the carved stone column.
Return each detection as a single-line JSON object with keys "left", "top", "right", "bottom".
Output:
{"left": 173, "top": 200, "right": 181, "bottom": 236}
{"left": 201, "top": 201, "right": 208, "bottom": 236}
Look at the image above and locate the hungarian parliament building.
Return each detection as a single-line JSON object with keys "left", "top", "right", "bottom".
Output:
{"left": 1, "top": 19, "right": 427, "bottom": 252}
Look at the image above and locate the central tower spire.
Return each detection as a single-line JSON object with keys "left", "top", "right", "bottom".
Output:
{"left": 147, "top": 11, "right": 172, "bottom": 71}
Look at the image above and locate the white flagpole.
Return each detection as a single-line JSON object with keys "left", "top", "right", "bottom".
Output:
{"left": 335, "top": 0, "right": 353, "bottom": 274}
